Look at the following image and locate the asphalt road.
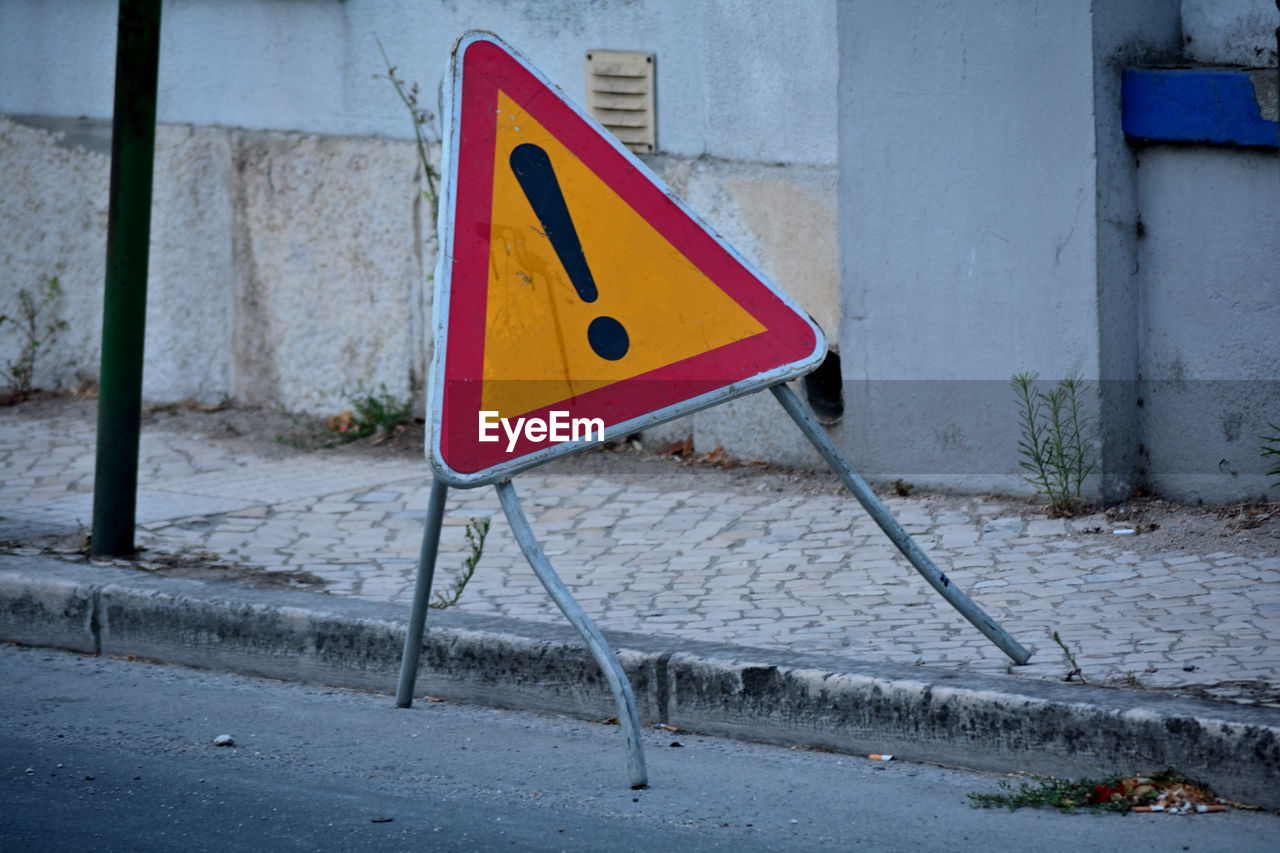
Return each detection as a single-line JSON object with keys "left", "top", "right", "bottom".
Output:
{"left": 2, "top": 644, "right": 1275, "bottom": 852}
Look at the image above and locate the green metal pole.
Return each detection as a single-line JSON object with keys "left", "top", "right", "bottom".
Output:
{"left": 92, "top": 0, "right": 163, "bottom": 556}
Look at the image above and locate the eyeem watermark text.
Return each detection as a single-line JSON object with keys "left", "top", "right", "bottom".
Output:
{"left": 479, "top": 410, "right": 605, "bottom": 452}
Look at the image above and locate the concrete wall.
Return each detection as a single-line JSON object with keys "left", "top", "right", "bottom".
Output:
{"left": 1092, "top": 1, "right": 1186, "bottom": 503}
{"left": 836, "top": 1, "right": 1111, "bottom": 494}
{"left": 834, "top": 0, "right": 1277, "bottom": 503}
{"left": 2, "top": 0, "right": 1276, "bottom": 503}
{"left": 1136, "top": 146, "right": 1280, "bottom": 500}
{"left": 0, "top": 0, "right": 840, "bottom": 415}
{"left": 1107, "top": 1, "right": 1278, "bottom": 503}
{"left": 2, "top": 115, "right": 427, "bottom": 411}
{"left": 0, "top": 0, "right": 838, "bottom": 165}
{"left": 1182, "top": 0, "right": 1278, "bottom": 66}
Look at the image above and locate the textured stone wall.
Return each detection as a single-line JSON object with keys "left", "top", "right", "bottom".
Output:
{"left": 1, "top": 117, "right": 428, "bottom": 413}
{"left": 0, "top": 115, "right": 835, "bottom": 426}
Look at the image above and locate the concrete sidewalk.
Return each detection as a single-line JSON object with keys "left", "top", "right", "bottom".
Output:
{"left": 2, "top": 399, "right": 1278, "bottom": 806}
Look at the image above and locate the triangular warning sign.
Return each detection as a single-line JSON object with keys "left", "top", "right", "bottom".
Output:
{"left": 429, "top": 32, "right": 825, "bottom": 486}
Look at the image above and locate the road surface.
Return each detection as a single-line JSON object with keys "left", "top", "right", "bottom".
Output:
{"left": 2, "top": 644, "right": 1275, "bottom": 851}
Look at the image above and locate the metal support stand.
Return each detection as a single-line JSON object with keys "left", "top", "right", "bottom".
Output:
{"left": 496, "top": 479, "right": 649, "bottom": 789}
{"left": 395, "top": 479, "right": 450, "bottom": 708}
{"left": 772, "top": 383, "right": 1032, "bottom": 665}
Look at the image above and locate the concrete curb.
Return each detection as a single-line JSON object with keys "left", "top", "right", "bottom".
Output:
{"left": 2, "top": 553, "right": 1277, "bottom": 808}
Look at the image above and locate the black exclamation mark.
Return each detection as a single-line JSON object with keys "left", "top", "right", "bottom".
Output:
{"left": 509, "top": 143, "right": 629, "bottom": 361}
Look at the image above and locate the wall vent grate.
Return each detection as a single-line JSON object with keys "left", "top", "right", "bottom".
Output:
{"left": 585, "top": 50, "right": 655, "bottom": 154}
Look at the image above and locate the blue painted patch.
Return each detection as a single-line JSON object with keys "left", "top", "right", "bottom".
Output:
{"left": 1122, "top": 68, "right": 1278, "bottom": 148}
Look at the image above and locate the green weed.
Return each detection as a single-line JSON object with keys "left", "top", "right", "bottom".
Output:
{"left": 376, "top": 40, "right": 440, "bottom": 214}
{"left": 430, "top": 517, "right": 490, "bottom": 610}
{"left": 970, "top": 769, "right": 1224, "bottom": 815}
{"left": 1, "top": 276, "right": 68, "bottom": 403}
{"left": 333, "top": 382, "right": 414, "bottom": 442}
{"left": 1262, "top": 421, "right": 1280, "bottom": 488}
{"left": 1052, "top": 630, "right": 1086, "bottom": 683}
{"left": 1011, "top": 372, "right": 1097, "bottom": 516}
{"left": 969, "top": 774, "right": 1133, "bottom": 814}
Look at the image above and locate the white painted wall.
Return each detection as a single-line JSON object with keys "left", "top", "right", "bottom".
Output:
{"left": 836, "top": 0, "right": 1104, "bottom": 494}
{"left": 1092, "top": 0, "right": 1186, "bottom": 502}
{"left": 0, "top": 0, "right": 840, "bottom": 418}
{"left": 834, "top": 0, "right": 1276, "bottom": 502}
{"left": 1131, "top": 1, "right": 1280, "bottom": 502}
{"left": 0, "top": 0, "right": 838, "bottom": 166}
{"left": 1136, "top": 146, "right": 1280, "bottom": 500}
{"left": 1182, "top": 0, "right": 1279, "bottom": 66}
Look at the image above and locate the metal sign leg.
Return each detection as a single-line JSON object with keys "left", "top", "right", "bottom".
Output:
{"left": 496, "top": 479, "right": 649, "bottom": 789}
{"left": 771, "top": 383, "right": 1032, "bottom": 665}
{"left": 396, "top": 478, "right": 450, "bottom": 708}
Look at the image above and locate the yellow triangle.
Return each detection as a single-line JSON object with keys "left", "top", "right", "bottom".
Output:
{"left": 481, "top": 91, "right": 766, "bottom": 418}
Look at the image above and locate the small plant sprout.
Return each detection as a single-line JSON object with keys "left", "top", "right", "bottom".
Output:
{"left": 1011, "top": 372, "right": 1097, "bottom": 516}
{"left": 376, "top": 40, "right": 440, "bottom": 214}
{"left": 330, "top": 383, "right": 414, "bottom": 442}
{"left": 1052, "top": 631, "right": 1085, "bottom": 683}
{"left": 431, "top": 517, "right": 491, "bottom": 610}
{"left": 0, "top": 276, "right": 69, "bottom": 403}
{"left": 1262, "top": 421, "right": 1280, "bottom": 488}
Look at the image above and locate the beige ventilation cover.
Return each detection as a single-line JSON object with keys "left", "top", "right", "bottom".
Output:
{"left": 585, "top": 50, "right": 656, "bottom": 153}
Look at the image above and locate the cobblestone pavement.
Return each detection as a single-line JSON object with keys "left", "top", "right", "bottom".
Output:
{"left": 2, "top": 402, "right": 1278, "bottom": 705}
